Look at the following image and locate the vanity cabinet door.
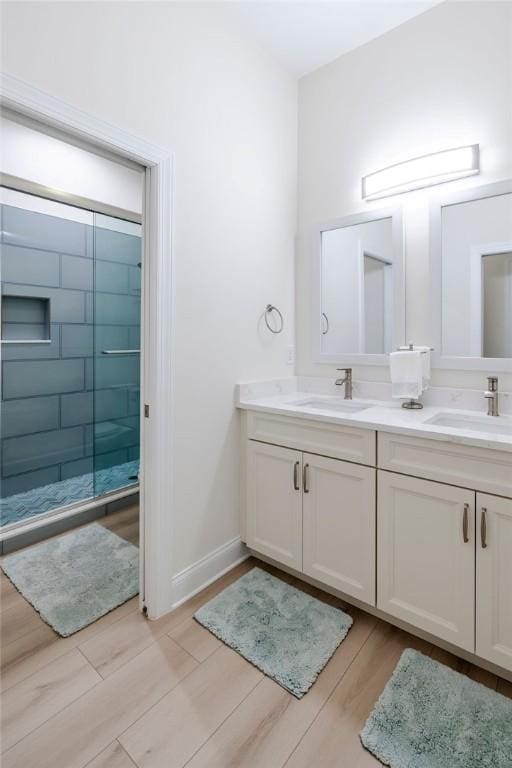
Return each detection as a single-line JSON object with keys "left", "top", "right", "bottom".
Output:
{"left": 377, "top": 472, "right": 475, "bottom": 652}
{"left": 246, "top": 441, "right": 302, "bottom": 570}
{"left": 476, "top": 493, "right": 512, "bottom": 672}
{"left": 303, "top": 454, "right": 376, "bottom": 605}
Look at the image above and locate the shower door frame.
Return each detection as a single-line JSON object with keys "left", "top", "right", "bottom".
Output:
{"left": 1, "top": 73, "right": 175, "bottom": 620}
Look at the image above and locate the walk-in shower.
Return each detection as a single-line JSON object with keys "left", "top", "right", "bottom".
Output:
{"left": 0, "top": 188, "right": 142, "bottom": 532}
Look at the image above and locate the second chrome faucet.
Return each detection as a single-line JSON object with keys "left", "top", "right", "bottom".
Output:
{"left": 335, "top": 368, "right": 353, "bottom": 399}
{"left": 484, "top": 376, "right": 499, "bottom": 417}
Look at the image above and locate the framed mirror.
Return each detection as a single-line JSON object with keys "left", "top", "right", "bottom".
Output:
{"left": 431, "top": 180, "right": 512, "bottom": 371}
{"left": 311, "top": 207, "right": 405, "bottom": 365}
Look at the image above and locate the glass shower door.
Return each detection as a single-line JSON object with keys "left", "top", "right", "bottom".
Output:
{"left": 93, "top": 213, "right": 142, "bottom": 497}
{"left": 1, "top": 192, "right": 95, "bottom": 526}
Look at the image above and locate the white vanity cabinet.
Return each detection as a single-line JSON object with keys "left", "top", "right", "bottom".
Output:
{"left": 244, "top": 412, "right": 377, "bottom": 605}
{"left": 476, "top": 494, "right": 512, "bottom": 670}
{"left": 241, "top": 409, "right": 512, "bottom": 676}
{"left": 377, "top": 471, "right": 475, "bottom": 652}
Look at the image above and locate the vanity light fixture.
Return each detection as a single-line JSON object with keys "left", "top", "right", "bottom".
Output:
{"left": 362, "top": 144, "right": 480, "bottom": 201}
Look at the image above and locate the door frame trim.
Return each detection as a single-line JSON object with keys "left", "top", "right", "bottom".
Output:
{"left": 1, "top": 73, "right": 175, "bottom": 619}
{"left": 0, "top": 171, "right": 142, "bottom": 224}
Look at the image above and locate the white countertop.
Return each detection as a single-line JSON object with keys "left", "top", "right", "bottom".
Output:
{"left": 236, "top": 383, "right": 512, "bottom": 454}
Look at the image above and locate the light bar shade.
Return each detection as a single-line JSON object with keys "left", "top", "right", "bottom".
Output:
{"left": 362, "top": 145, "right": 480, "bottom": 201}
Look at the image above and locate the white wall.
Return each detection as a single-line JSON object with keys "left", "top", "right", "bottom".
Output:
{"left": 297, "top": 0, "right": 512, "bottom": 390}
{"left": 0, "top": 116, "right": 144, "bottom": 215}
{"left": 1, "top": 2, "right": 297, "bottom": 578}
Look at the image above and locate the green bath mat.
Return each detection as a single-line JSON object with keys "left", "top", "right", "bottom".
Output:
{"left": 361, "top": 648, "right": 512, "bottom": 768}
{"left": 1, "top": 523, "right": 138, "bottom": 636}
{"left": 194, "top": 567, "right": 353, "bottom": 698}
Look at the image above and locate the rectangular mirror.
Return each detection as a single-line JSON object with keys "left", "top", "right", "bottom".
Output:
{"left": 431, "top": 180, "right": 512, "bottom": 371}
{"left": 312, "top": 208, "right": 404, "bottom": 365}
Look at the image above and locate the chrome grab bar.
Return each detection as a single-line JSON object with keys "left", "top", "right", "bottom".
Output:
{"left": 101, "top": 349, "right": 140, "bottom": 355}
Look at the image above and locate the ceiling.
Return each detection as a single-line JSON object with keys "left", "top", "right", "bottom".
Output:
{"left": 223, "top": 1, "right": 441, "bottom": 77}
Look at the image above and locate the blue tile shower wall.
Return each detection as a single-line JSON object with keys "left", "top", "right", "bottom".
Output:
{"left": 1, "top": 204, "right": 141, "bottom": 509}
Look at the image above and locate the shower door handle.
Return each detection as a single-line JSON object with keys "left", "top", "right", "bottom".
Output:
{"left": 101, "top": 350, "right": 140, "bottom": 355}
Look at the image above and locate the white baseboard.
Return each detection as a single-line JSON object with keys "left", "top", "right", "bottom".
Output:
{"left": 169, "top": 536, "right": 249, "bottom": 610}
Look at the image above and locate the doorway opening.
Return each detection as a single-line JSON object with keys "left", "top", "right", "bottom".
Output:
{"left": 1, "top": 75, "right": 174, "bottom": 621}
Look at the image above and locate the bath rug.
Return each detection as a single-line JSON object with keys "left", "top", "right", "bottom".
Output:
{"left": 360, "top": 648, "right": 512, "bottom": 768}
{"left": 194, "top": 566, "right": 353, "bottom": 698}
{"left": 1, "top": 523, "right": 138, "bottom": 636}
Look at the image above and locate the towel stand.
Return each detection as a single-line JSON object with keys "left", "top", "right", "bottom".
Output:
{"left": 393, "top": 343, "right": 434, "bottom": 410}
{"left": 396, "top": 343, "right": 434, "bottom": 354}
{"left": 402, "top": 399, "right": 424, "bottom": 410}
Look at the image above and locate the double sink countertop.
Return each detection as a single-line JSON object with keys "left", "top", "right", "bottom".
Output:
{"left": 236, "top": 380, "right": 512, "bottom": 454}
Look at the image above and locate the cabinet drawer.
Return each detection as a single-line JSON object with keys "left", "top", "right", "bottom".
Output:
{"left": 247, "top": 411, "right": 375, "bottom": 466}
{"left": 378, "top": 432, "right": 512, "bottom": 498}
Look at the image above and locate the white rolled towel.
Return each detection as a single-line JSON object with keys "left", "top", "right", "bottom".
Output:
{"left": 390, "top": 350, "right": 423, "bottom": 400}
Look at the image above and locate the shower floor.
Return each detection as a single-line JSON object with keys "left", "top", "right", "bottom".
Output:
{"left": 1, "top": 460, "right": 139, "bottom": 527}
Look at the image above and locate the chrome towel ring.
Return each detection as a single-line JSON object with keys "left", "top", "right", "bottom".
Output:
{"left": 265, "top": 304, "right": 284, "bottom": 334}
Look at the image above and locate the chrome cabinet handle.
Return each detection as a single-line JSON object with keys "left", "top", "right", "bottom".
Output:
{"left": 293, "top": 461, "right": 300, "bottom": 491}
{"left": 481, "top": 507, "right": 487, "bottom": 548}
{"left": 462, "top": 503, "right": 469, "bottom": 543}
{"left": 303, "top": 463, "right": 309, "bottom": 493}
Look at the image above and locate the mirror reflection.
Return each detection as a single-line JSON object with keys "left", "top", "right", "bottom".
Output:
{"left": 321, "top": 218, "right": 393, "bottom": 355}
{"left": 441, "top": 192, "right": 512, "bottom": 358}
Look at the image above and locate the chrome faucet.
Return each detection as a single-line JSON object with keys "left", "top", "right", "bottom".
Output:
{"left": 335, "top": 368, "right": 353, "bottom": 399}
{"left": 484, "top": 376, "right": 499, "bottom": 417}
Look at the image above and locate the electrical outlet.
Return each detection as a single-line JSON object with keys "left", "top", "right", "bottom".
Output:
{"left": 287, "top": 345, "right": 295, "bottom": 365}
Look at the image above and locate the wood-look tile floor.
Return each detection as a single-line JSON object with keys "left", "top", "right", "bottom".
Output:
{"left": 1, "top": 510, "right": 511, "bottom": 768}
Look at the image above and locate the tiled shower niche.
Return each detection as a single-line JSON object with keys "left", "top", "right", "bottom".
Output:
{"left": 1, "top": 295, "right": 51, "bottom": 341}
{"left": 0, "top": 200, "right": 141, "bottom": 526}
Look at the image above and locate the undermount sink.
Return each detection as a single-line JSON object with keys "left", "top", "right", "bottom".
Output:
{"left": 425, "top": 412, "right": 512, "bottom": 437}
{"left": 290, "top": 398, "right": 369, "bottom": 414}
